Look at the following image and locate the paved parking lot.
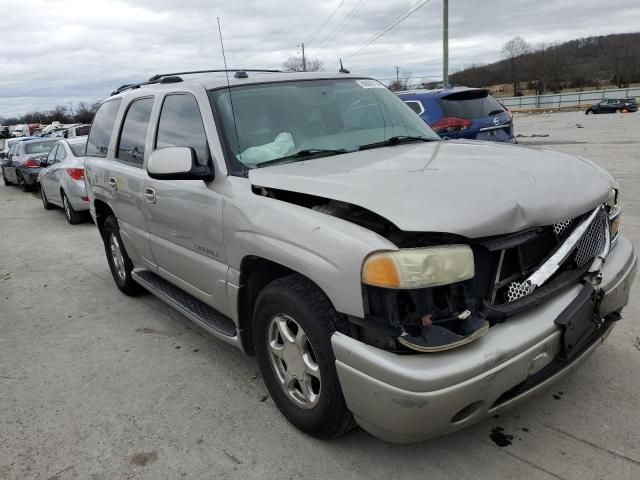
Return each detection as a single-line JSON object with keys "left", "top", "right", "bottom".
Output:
{"left": 1, "top": 111, "right": 639, "bottom": 479}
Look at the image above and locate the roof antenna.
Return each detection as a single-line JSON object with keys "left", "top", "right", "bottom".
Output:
{"left": 338, "top": 59, "right": 350, "bottom": 74}
{"left": 217, "top": 17, "right": 242, "bottom": 166}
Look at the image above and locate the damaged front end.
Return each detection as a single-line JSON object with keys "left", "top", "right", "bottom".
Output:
{"left": 356, "top": 195, "right": 622, "bottom": 354}
{"left": 253, "top": 183, "right": 622, "bottom": 354}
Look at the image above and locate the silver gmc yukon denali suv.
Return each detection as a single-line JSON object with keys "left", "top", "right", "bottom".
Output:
{"left": 84, "top": 71, "right": 637, "bottom": 444}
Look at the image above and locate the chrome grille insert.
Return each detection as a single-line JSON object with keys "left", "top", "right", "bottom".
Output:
{"left": 505, "top": 206, "right": 608, "bottom": 303}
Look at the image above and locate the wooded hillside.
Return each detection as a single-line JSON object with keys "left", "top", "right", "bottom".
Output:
{"left": 450, "top": 33, "right": 640, "bottom": 95}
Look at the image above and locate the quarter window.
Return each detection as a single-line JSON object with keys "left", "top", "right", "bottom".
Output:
{"left": 86, "top": 99, "right": 122, "bottom": 158}
{"left": 55, "top": 144, "right": 66, "bottom": 161}
{"left": 117, "top": 97, "right": 154, "bottom": 166}
{"left": 156, "top": 94, "right": 210, "bottom": 166}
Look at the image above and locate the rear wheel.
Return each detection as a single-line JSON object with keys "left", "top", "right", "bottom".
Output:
{"left": 39, "top": 185, "right": 54, "bottom": 210}
{"left": 61, "top": 191, "right": 83, "bottom": 224}
{"left": 16, "top": 172, "right": 29, "bottom": 192}
{"left": 253, "top": 274, "right": 355, "bottom": 439}
{"left": 102, "top": 215, "right": 145, "bottom": 296}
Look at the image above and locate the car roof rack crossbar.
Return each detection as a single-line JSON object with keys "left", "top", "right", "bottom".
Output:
{"left": 148, "top": 69, "right": 281, "bottom": 82}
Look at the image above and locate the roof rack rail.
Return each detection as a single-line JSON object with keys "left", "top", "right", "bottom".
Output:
{"left": 110, "top": 69, "right": 282, "bottom": 96}
{"left": 148, "top": 69, "right": 281, "bottom": 82}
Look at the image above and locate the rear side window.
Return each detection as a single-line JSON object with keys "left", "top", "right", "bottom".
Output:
{"left": 156, "top": 94, "right": 210, "bottom": 166}
{"left": 55, "top": 144, "right": 66, "bottom": 161}
{"left": 117, "top": 97, "right": 154, "bottom": 166}
{"left": 86, "top": 99, "right": 122, "bottom": 157}
{"left": 404, "top": 100, "right": 424, "bottom": 115}
{"left": 439, "top": 90, "right": 504, "bottom": 119}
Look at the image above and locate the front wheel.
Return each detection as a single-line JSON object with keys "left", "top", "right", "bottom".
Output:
{"left": 253, "top": 274, "right": 355, "bottom": 439}
{"left": 102, "top": 215, "right": 145, "bottom": 296}
{"left": 39, "top": 185, "right": 54, "bottom": 210}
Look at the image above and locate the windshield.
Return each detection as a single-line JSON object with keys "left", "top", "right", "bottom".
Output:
{"left": 25, "top": 140, "right": 57, "bottom": 154}
{"left": 209, "top": 78, "right": 439, "bottom": 173}
{"left": 70, "top": 140, "right": 87, "bottom": 157}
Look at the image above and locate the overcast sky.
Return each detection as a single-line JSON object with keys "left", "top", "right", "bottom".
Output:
{"left": 1, "top": 0, "right": 639, "bottom": 118}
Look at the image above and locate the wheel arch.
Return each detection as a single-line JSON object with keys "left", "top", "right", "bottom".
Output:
{"left": 93, "top": 198, "right": 115, "bottom": 237}
{"left": 236, "top": 255, "right": 342, "bottom": 355}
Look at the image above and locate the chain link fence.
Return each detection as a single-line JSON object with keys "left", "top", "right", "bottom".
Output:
{"left": 498, "top": 87, "right": 640, "bottom": 110}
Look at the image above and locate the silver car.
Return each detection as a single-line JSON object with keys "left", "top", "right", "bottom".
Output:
{"left": 38, "top": 137, "right": 89, "bottom": 224}
{"left": 84, "top": 71, "right": 636, "bottom": 444}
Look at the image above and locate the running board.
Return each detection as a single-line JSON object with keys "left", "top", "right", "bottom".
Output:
{"left": 132, "top": 270, "right": 237, "bottom": 338}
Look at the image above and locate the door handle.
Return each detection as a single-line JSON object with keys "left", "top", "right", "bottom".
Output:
{"left": 144, "top": 187, "right": 156, "bottom": 204}
{"left": 108, "top": 177, "right": 118, "bottom": 190}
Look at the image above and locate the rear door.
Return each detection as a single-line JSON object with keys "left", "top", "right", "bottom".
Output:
{"left": 50, "top": 142, "right": 68, "bottom": 203}
{"left": 143, "top": 92, "right": 228, "bottom": 307}
{"left": 85, "top": 97, "right": 156, "bottom": 268}
{"left": 40, "top": 144, "right": 59, "bottom": 199}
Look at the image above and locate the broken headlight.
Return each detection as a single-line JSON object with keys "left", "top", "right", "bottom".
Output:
{"left": 361, "top": 245, "right": 475, "bottom": 289}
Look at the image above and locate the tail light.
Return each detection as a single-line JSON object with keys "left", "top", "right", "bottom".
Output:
{"left": 24, "top": 159, "right": 40, "bottom": 168}
{"left": 432, "top": 117, "right": 472, "bottom": 134}
{"left": 66, "top": 168, "right": 85, "bottom": 181}
{"left": 506, "top": 110, "right": 513, "bottom": 121}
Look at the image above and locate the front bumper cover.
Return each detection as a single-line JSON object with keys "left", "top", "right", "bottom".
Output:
{"left": 332, "top": 235, "right": 636, "bottom": 443}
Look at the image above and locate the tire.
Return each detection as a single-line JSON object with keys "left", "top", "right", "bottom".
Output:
{"left": 253, "top": 274, "right": 355, "bottom": 439}
{"left": 585, "top": 110, "right": 592, "bottom": 115}
{"left": 101, "top": 215, "right": 145, "bottom": 296}
{"left": 39, "top": 185, "right": 54, "bottom": 210}
{"left": 16, "top": 172, "right": 29, "bottom": 192}
{"left": 61, "top": 191, "right": 84, "bottom": 225}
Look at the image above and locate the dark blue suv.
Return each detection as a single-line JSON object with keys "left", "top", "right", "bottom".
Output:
{"left": 396, "top": 87, "right": 516, "bottom": 143}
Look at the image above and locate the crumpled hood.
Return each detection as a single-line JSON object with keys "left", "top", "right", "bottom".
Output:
{"left": 248, "top": 140, "right": 613, "bottom": 238}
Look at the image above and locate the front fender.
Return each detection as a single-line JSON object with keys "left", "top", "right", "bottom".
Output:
{"left": 223, "top": 178, "right": 397, "bottom": 317}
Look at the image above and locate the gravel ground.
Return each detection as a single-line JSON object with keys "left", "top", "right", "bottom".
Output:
{"left": 1, "top": 111, "right": 639, "bottom": 479}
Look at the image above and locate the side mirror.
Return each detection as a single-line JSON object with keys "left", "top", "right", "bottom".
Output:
{"left": 147, "top": 147, "right": 214, "bottom": 181}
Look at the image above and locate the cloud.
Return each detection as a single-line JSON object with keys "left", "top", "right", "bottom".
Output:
{"left": 1, "top": 0, "right": 638, "bottom": 117}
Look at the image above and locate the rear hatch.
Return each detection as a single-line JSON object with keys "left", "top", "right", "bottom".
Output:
{"left": 436, "top": 89, "right": 514, "bottom": 142}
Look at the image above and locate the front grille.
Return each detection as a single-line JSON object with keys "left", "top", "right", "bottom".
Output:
{"left": 574, "top": 209, "right": 608, "bottom": 267}
{"left": 493, "top": 208, "right": 608, "bottom": 304}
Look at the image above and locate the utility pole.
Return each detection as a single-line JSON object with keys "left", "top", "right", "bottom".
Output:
{"left": 396, "top": 66, "right": 400, "bottom": 83}
{"left": 301, "top": 42, "right": 307, "bottom": 72}
{"left": 443, "top": 0, "right": 449, "bottom": 87}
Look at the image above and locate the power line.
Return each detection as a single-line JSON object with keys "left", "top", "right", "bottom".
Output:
{"left": 305, "top": 0, "right": 347, "bottom": 47}
{"left": 310, "top": 0, "right": 369, "bottom": 53}
{"left": 328, "top": 0, "right": 433, "bottom": 69}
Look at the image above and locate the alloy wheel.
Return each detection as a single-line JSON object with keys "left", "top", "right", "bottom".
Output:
{"left": 109, "top": 233, "right": 127, "bottom": 281}
{"left": 267, "top": 314, "right": 321, "bottom": 409}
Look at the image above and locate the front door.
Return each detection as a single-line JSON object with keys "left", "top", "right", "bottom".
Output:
{"left": 143, "top": 93, "right": 228, "bottom": 312}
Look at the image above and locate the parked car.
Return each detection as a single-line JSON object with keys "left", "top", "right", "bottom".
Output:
{"left": 38, "top": 137, "right": 89, "bottom": 224}
{"left": 84, "top": 71, "right": 636, "bottom": 444}
{"left": 2, "top": 138, "right": 58, "bottom": 190}
{"left": 0, "top": 136, "right": 37, "bottom": 160}
{"left": 11, "top": 124, "right": 29, "bottom": 137}
{"left": 66, "top": 124, "right": 91, "bottom": 138}
{"left": 585, "top": 98, "right": 638, "bottom": 114}
{"left": 396, "top": 87, "right": 516, "bottom": 142}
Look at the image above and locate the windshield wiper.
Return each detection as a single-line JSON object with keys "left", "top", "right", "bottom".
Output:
{"left": 358, "top": 136, "right": 433, "bottom": 151}
{"left": 488, "top": 109, "right": 504, "bottom": 116}
{"left": 255, "top": 148, "right": 347, "bottom": 168}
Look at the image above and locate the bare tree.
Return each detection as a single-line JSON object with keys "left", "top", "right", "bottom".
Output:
{"left": 387, "top": 70, "right": 412, "bottom": 91}
{"left": 502, "top": 36, "right": 530, "bottom": 96}
{"left": 282, "top": 56, "right": 324, "bottom": 72}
